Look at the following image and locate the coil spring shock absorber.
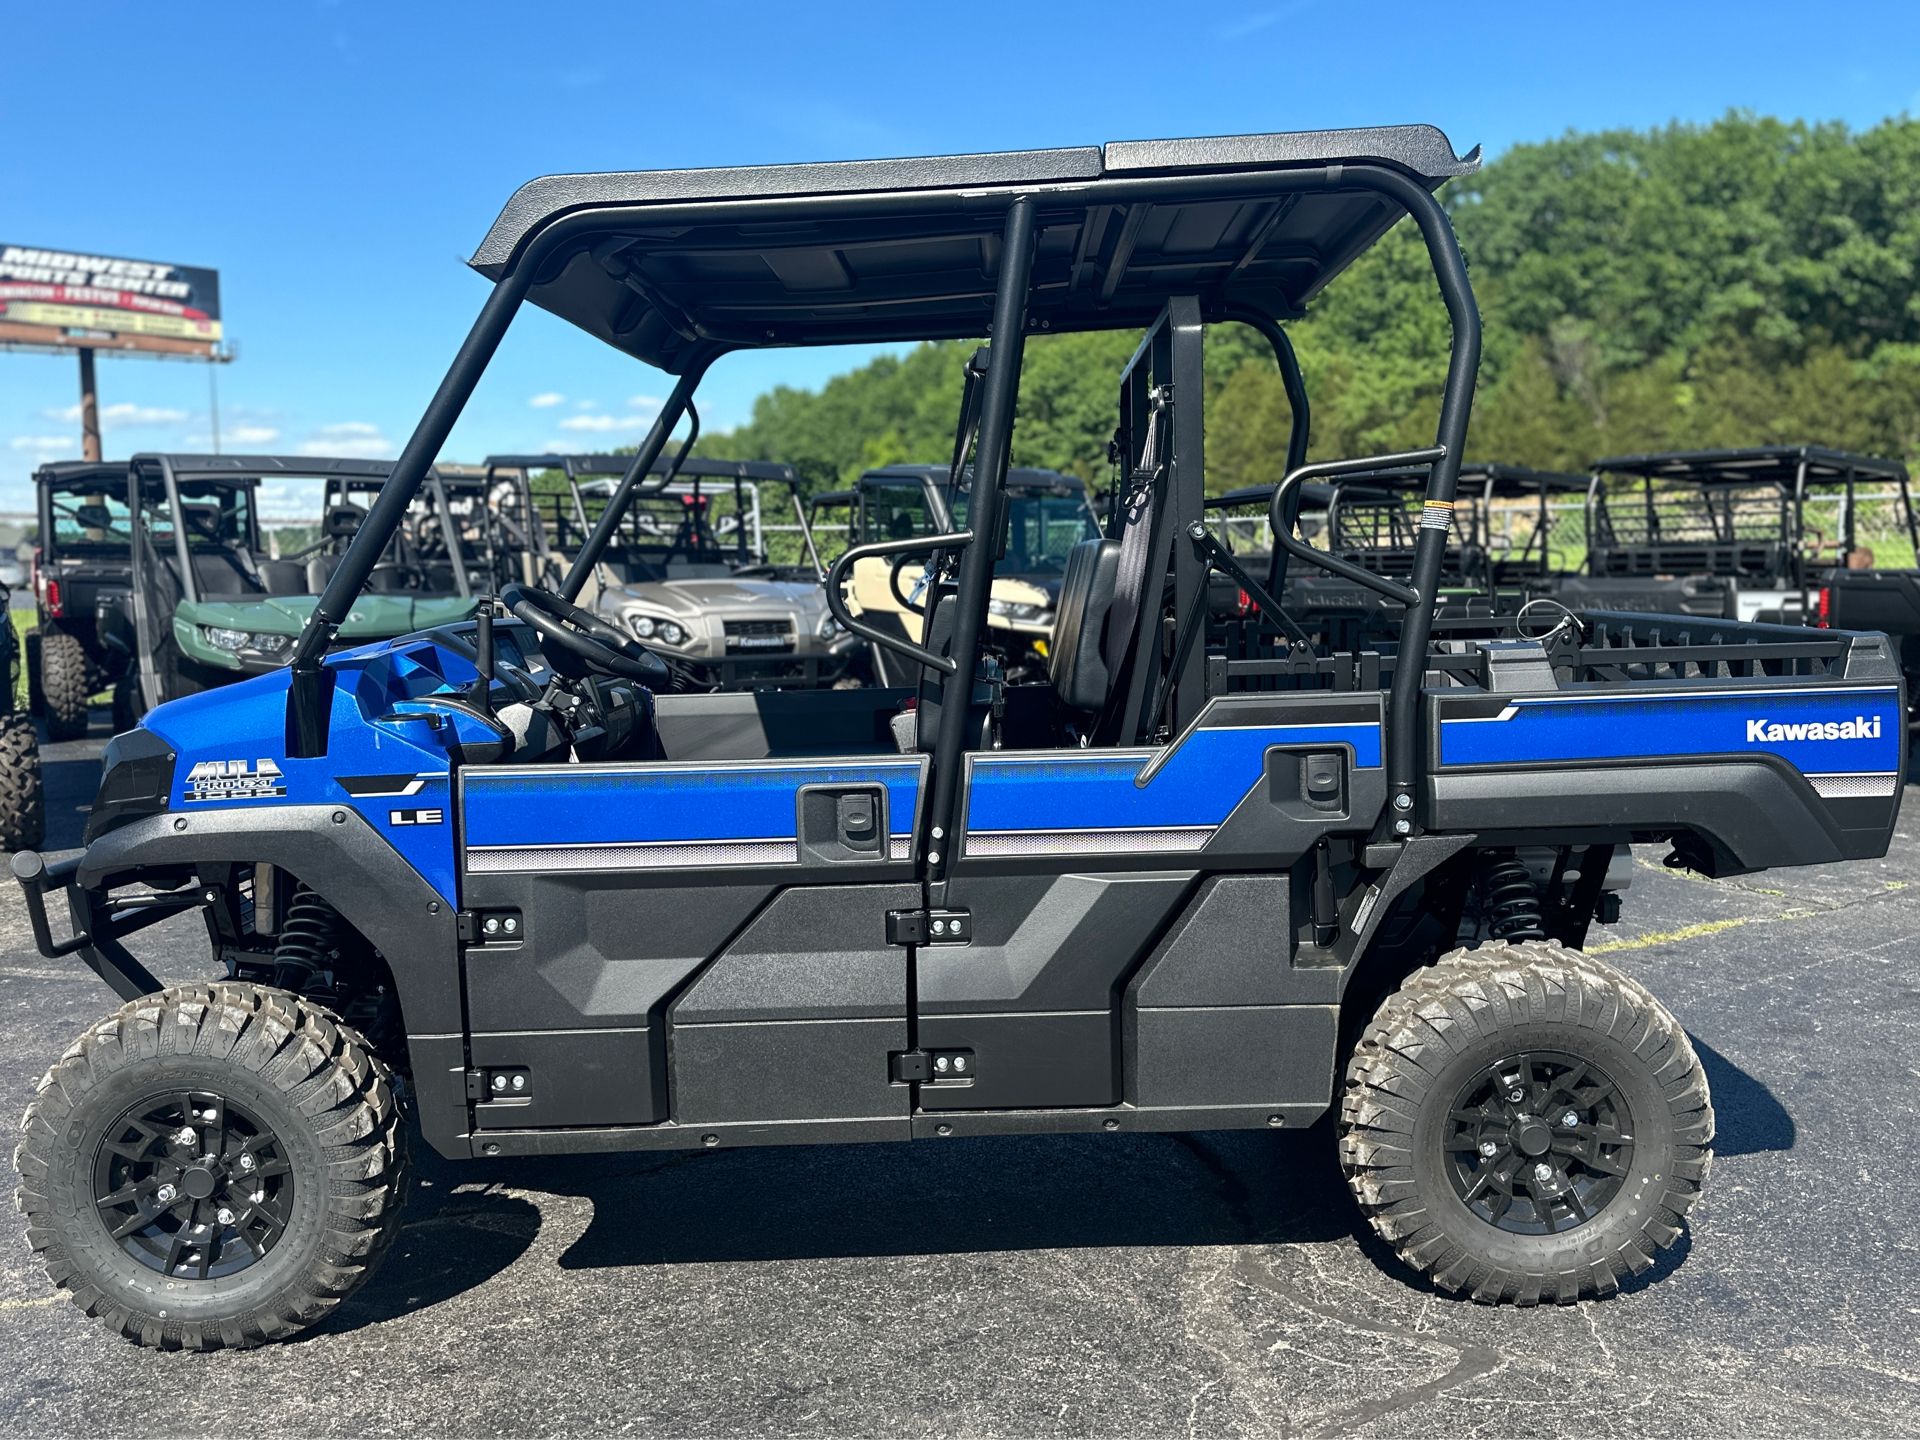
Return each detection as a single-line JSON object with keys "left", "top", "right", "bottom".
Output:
{"left": 273, "top": 882, "right": 342, "bottom": 991}
{"left": 1482, "top": 850, "right": 1545, "bottom": 942}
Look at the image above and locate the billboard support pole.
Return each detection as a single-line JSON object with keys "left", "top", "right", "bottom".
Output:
{"left": 77, "top": 346, "right": 100, "bottom": 462}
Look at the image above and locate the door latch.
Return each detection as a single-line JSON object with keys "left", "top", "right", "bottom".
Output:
{"left": 885, "top": 907, "right": 971, "bottom": 946}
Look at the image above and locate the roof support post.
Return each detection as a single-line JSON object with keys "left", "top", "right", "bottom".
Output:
{"left": 926, "top": 195, "right": 1037, "bottom": 884}
{"left": 1364, "top": 169, "right": 1480, "bottom": 817}
{"left": 286, "top": 265, "right": 535, "bottom": 754}
{"left": 560, "top": 364, "right": 708, "bottom": 601}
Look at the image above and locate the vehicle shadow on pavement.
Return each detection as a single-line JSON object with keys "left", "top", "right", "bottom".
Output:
{"left": 1690, "top": 1034, "right": 1796, "bottom": 1158}
{"left": 321, "top": 1037, "right": 1791, "bottom": 1335}
{"left": 321, "top": 1126, "right": 1355, "bottom": 1335}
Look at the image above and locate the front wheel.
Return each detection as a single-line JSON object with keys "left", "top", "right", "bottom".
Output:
{"left": 1340, "top": 941, "right": 1713, "bottom": 1305}
{"left": 15, "top": 983, "right": 410, "bottom": 1349}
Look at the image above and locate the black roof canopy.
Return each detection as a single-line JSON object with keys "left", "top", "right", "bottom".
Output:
{"left": 468, "top": 126, "right": 1479, "bottom": 372}
{"left": 1593, "top": 445, "right": 1910, "bottom": 488}
{"left": 485, "top": 452, "right": 798, "bottom": 484}
{"left": 128, "top": 453, "right": 404, "bottom": 483}
{"left": 34, "top": 460, "right": 127, "bottom": 489}
{"left": 861, "top": 462, "right": 1087, "bottom": 493}
{"left": 1330, "top": 461, "right": 1591, "bottom": 497}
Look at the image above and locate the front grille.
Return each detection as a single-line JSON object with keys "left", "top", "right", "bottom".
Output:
{"left": 723, "top": 617, "right": 794, "bottom": 653}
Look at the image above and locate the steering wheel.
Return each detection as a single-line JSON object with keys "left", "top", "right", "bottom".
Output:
{"left": 500, "top": 583, "right": 670, "bottom": 686}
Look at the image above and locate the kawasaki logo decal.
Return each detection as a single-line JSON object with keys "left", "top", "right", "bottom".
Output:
{"left": 1745, "top": 716, "right": 1882, "bottom": 743}
{"left": 184, "top": 757, "right": 286, "bottom": 802}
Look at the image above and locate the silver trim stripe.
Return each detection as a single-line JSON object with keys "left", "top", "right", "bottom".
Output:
{"left": 469, "top": 838, "right": 799, "bottom": 873}
{"left": 1807, "top": 772, "right": 1900, "bottom": 798}
{"left": 965, "top": 826, "right": 1213, "bottom": 857}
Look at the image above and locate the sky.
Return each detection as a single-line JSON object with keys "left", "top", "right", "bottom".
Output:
{"left": 2, "top": 0, "right": 1915, "bottom": 516}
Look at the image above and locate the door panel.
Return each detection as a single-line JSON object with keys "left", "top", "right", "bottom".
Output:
{"left": 924, "top": 691, "right": 1386, "bottom": 1114}
{"left": 459, "top": 755, "right": 925, "bottom": 1131}
{"left": 668, "top": 882, "right": 919, "bottom": 1125}
{"left": 916, "top": 871, "right": 1194, "bottom": 1111}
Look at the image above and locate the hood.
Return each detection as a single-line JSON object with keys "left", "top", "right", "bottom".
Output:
{"left": 178, "top": 593, "right": 478, "bottom": 637}
{"left": 607, "top": 577, "right": 829, "bottom": 618}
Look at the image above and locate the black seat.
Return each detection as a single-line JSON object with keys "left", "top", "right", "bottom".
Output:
{"left": 189, "top": 549, "right": 264, "bottom": 596}
{"left": 1047, "top": 538, "right": 1121, "bottom": 713}
{"left": 257, "top": 558, "right": 308, "bottom": 595}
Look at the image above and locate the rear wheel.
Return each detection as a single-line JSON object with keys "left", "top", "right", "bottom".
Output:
{"left": 0, "top": 711, "right": 44, "bottom": 850}
{"left": 38, "top": 626, "right": 91, "bottom": 740}
{"left": 15, "top": 983, "right": 410, "bottom": 1349}
{"left": 25, "top": 630, "right": 43, "bottom": 716}
{"left": 1339, "top": 941, "right": 1712, "bottom": 1304}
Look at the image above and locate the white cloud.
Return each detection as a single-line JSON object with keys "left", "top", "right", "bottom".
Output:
{"left": 574, "top": 399, "right": 596, "bottom": 410}
{"left": 44, "top": 401, "right": 190, "bottom": 426}
{"left": 299, "top": 421, "right": 391, "bottom": 458}
{"left": 223, "top": 424, "right": 282, "bottom": 446}
{"left": 529, "top": 392, "right": 566, "bottom": 409}
{"left": 299, "top": 437, "right": 392, "bottom": 458}
{"left": 557, "top": 413, "right": 653, "bottom": 434}
{"left": 9, "top": 435, "right": 74, "bottom": 454}
{"left": 628, "top": 394, "right": 662, "bottom": 410}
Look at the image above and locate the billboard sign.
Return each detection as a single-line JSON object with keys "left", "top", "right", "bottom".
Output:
{"left": 0, "top": 244, "right": 223, "bottom": 355}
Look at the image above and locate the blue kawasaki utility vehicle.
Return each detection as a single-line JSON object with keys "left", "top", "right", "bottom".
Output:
{"left": 13, "top": 127, "right": 1905, "bottom": 1349}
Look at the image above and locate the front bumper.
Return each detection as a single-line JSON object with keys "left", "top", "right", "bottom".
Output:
{"left": 10, "top": 848, "right": 192, "bottom": 999}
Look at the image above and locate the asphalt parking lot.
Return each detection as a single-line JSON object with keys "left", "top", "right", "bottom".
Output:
{"left": 1, "top": 715, "right": 1917, "bottom": 1438}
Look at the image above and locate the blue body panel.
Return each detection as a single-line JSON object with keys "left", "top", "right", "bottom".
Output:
{"left": 464, "top": 760, "right": 923, "bottom": 849}
{"left": 142, "top": 638, "right": 472, "bottom": 903}
{"left": 964, "top": 721, "right": 1382, "bottom": 838}
{"left": 1439, "top": 685, "right": 1903, "bottom": 777}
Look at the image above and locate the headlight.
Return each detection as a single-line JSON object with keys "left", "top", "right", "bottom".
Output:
{"left": 628, "top": 613, "right": 689, "bottom": 646}
{"left": 815, "top": 611, "right": 844, "bottom": 641}
{"left": 987, "top": 599, "right": 1051, "bottom": 625}
{"left": 202, "top": 626, "right": 291, "bottom": 655}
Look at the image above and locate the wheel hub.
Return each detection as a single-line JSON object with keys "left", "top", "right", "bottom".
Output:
{"left": 1512, "top": 1118, "right": 1553, "bottom": 1157}
{"left": 1443, "top": 1050, "right": 1635, "bottom": 1236}
{"left": 91, "top": 1090, "right": 295, "bottom": 1281}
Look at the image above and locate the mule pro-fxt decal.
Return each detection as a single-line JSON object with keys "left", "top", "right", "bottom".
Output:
{"left": 1439, "top": 684, "right": 1903, "bottom": 796}
{"left": 183, "top": 757, "right": 287, "bottom": 802}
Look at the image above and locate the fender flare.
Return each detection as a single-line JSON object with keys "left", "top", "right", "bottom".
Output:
{"left": 80, "top": 805, "right": 462, "bottom": 1035}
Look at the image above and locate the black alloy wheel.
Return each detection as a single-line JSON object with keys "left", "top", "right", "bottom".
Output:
{"left": 1443, "top": 1049, "right": 1635, "bottom": 1235}
{"left": 91, "top": 1089, "right": 295, "bottom": 1281}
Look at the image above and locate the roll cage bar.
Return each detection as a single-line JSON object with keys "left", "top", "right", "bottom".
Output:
{"left": 316, "top": 471, "right": 474, "bottom": 601}
{"left": 286, "top": 126, "right": 1483, "bottom": 851}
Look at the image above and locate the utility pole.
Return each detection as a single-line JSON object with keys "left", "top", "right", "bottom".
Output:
{"left": 77, "top": 346, "right": 100, "bottom": 461}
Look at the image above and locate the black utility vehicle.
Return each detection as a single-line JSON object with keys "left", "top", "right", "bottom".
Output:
{"left": 12, "top": 128, "right": 1905, "bottom": 1350}
{"left": 30, "top": 460, "right": 138, "bottom": 738}
{"left": 1582, "top": 446, "right": 1903, "bottom": 623}
{"left": 1796, "top": 449, "right": 1920, "bottom": 728}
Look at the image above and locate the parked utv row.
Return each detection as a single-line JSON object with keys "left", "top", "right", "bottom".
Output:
{"left": 27, "top": 455, "right": 488, "bottom": 741}
{"left": 5, "top": 126, "right": 1908, "bottom": 1354}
